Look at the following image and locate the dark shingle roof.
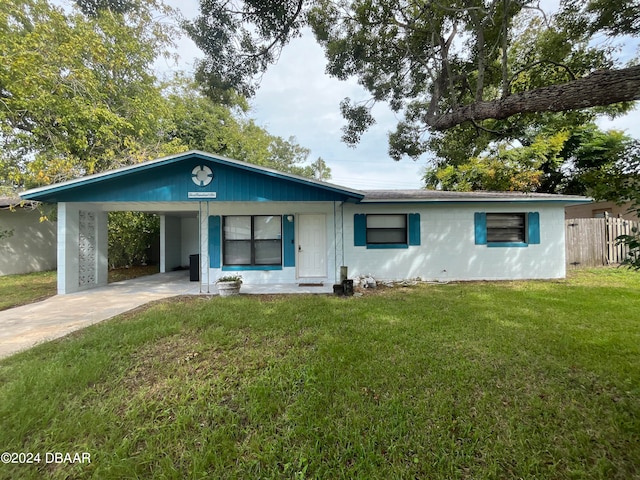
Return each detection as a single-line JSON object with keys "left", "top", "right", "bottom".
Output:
{"left": 361, "top": 189, "right": 591, "bottom": 203}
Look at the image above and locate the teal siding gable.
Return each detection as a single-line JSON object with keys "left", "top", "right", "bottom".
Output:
{"left": 22, "top": 152, "right": 364, "bottom": 204}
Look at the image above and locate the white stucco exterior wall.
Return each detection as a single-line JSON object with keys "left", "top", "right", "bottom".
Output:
{"left": 0, "top": 208, "right": 57, "bottom": 276}
{"left": 181, "top": 217, "right": 199, "bottom": 266}
{"left": 343, "top": 202, "right": 566, "bottom": 282}
{"left": 160, "top": 215, "right": 182, "bottom": 273}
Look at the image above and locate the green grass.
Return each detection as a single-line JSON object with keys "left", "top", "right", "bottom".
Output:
{"left": 0, "top": 269, "right": 638, "bottom": 479}
{"left": 0, "top": 271, "right": 57, "bottom": 311}
{"left": 0, "top": 265, "right": 160, "bottom": 311}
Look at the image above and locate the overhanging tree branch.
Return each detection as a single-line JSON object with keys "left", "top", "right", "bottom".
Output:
{"left": 429, "top": 65, "right": 640, "bottom": 130}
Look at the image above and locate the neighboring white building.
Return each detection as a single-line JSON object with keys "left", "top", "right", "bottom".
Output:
{"left": 0, "top": 196, "right": 57, "bottom": 276}
{"left": 565, "top": 200, "right": 638, "bottom": 221}
{"left": 21, "top": 151, "right": 590, "bottom": 294}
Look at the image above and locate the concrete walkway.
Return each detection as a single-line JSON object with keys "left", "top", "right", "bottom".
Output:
{"left": 0, "top": 271, "right": 198, "bottom": 359}
{"left": 0, "top": 272, "right": 334, "bottom": 359}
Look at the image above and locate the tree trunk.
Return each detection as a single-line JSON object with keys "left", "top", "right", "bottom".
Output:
{"left": 430, "top": 65, "right": 640, "bottom": 130}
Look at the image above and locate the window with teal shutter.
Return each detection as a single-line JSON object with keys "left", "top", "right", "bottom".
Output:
{"left": 475, "top": 211, "right": 541, "bottom": 247}
{"left": 354, "top": 213, "right": 420, "bottom": 248}
{"left": 487, "top": 213, "right": 526, "bottom": 244}
{"left": 222, "top": 215, "right": 282, "bottom": 267}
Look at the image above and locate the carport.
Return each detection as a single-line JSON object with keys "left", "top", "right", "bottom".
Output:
{"left": 39, "top": 201, "right": 204, "bottom": 294}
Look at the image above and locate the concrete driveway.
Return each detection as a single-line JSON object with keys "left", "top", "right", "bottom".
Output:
{"left": 0, "top": 271, "right": 198, "bottom": 359}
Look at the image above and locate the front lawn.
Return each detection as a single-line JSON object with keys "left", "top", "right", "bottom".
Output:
{"left": 0, "top": 271, "right": 57, "bottom": 311}
{"left": 0, "top": 269, "right": 638, "bottom": 479}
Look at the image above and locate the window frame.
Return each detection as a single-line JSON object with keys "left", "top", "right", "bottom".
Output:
{"left": 365, "top": 214, "right": 408, "bottom": 249}
{"left": 486, "top": 212, "right": 527, "bottom": 247}
{"left": 222, "top": 215, "right": 283, "bottom": 269}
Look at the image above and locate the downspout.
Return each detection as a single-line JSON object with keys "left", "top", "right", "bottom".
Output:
{"left": 341, "top": 201, "right": 345, "bottom": 267}
{"left": 334, "top": 202, "right": 337, "bottom": 282}
{"left": 334, "top": 200, "right": 346, "bottom": 282}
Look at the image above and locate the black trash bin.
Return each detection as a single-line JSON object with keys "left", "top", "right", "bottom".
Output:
{"left": 189, "top": 254, "right": 199, "bottom": 282}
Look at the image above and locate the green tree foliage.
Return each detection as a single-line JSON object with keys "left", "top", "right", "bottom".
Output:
{"left": 107, "top": 212, "right": 159, "bottom": 268}
{"left": 574, "top": 134, "right": 640, "bottom": 270}
{"left": 424, "top": 131, "right": 569, "bottom": 192}
{"left": 186, "top": 0, "right": 639, "bottom": 161}
{"left": 424, "top": 124, "right": 638, "bottom": 195}
{"left": 0, "top": 0, "right": 181, "bottom": 188}
{"left": 560, "top": 125, "right": 637, "bottom": 196}
{"left": 184, "top": 0, "right": 307, "bottom": 103}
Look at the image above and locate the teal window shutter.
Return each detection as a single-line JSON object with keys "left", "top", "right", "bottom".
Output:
{"left": 408, "top": 213, "right": 421, "bottom": 245}
{"left": 474, "top": 212, "right": 487, "bottom": 245}
{"left": 208, "top": 215, "right": 221, "bottom": 268}
{"left": 354, "top": 214, "right": 366, "bottom": 246}
{"left": 528, "top": 212, "right": 540, "bottom": 244}
{"left": 283, "top": 214, "right": 295, "bottom": 267}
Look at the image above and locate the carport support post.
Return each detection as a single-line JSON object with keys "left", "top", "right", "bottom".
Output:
{"left": 57, "top": 203, "right": 78, "bottom": 294}
{"left": 57, "top": 203, "right": 107, "bottom": 294}
{"left": 159, "top": 215, "right": 167, "bottom": 273}
{"left": 199, "top": 202, "right": 210, "bottom": 293}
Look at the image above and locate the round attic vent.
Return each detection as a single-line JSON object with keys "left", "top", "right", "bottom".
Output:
{"left": 191, "top": 165, "right": 214, "bottom": 187}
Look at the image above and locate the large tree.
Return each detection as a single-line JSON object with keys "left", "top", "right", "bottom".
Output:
{"left": 0, "top": 0, "right": 328, "bottom": 192}
{"left": 0, "top": 0, "right": 183, "bottom": 188}
{"left": 186, "top": 0, "right": 639, "bottom": 160}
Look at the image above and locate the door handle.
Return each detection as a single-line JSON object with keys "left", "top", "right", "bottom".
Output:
{"left": 298, "top": 245, "right": 302, "bottom": 252}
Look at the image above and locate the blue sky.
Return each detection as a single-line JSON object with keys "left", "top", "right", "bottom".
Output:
{"left": 160, "top": 1, "right": 639, "bottom": 190}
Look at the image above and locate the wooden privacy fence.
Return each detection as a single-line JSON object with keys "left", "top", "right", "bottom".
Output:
{"left": 565, "top": 216, "right": 639, "bottom": 269}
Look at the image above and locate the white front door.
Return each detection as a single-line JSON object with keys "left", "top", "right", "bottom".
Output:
{"left": 297, "top": 214, "right": 327, "bottom": 278}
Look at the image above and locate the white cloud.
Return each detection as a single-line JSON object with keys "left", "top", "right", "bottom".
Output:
{"left": 250, "top": 30, "right": 425, "bottom": 190}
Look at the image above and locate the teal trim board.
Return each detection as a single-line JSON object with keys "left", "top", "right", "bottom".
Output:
{"left": 488, "top": 242, "right": 528, "bottom": 248}
{"left": 222, "top": 265, "right": 283, "bottom": 271}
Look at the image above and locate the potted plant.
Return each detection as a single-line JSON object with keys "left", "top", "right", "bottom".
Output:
{"left": 216, "top": 274, "right": 243, "bottom": 296}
